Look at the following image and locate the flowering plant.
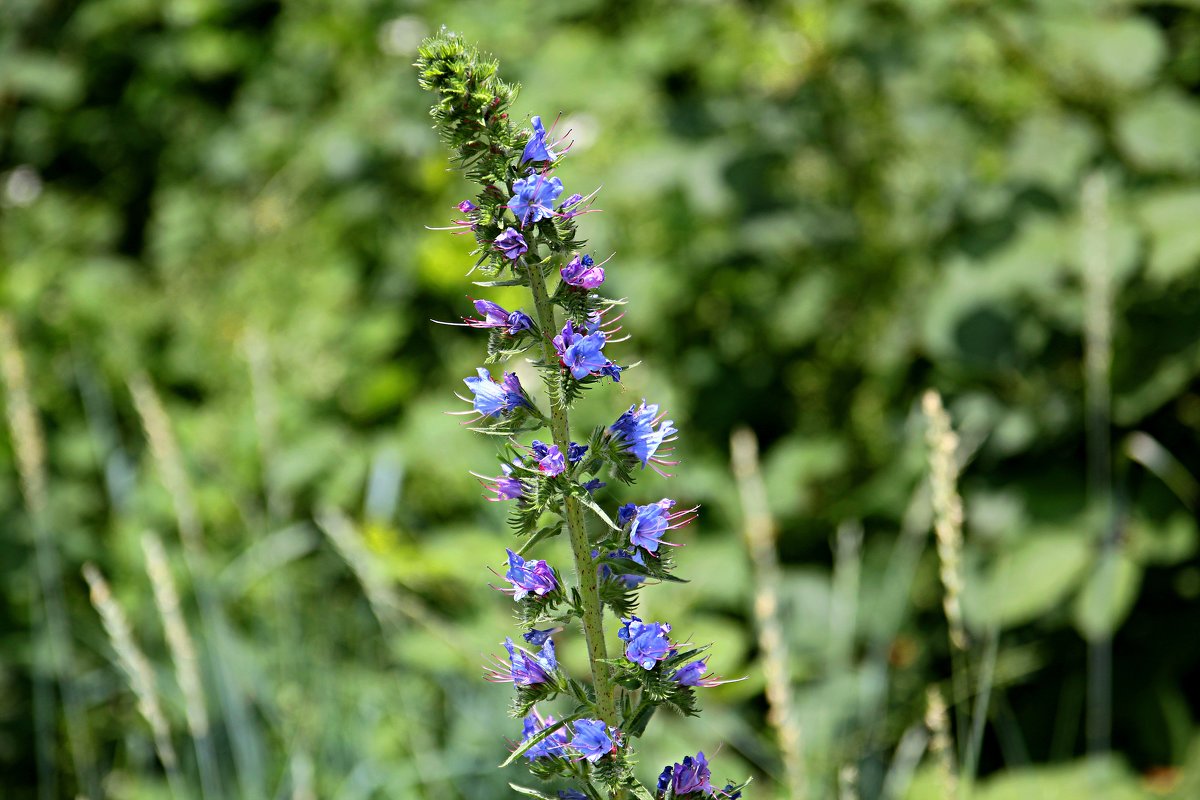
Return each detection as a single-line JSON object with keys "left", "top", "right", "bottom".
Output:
{"left": 417, "top": 33, "right": 750, "bottom": 800}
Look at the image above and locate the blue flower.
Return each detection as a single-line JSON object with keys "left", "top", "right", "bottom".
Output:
{"left": 657, "top": 765, "right": 674, "bottom": 793}
{"left": 667, "top": 752, "right": 714, "bottom": 796}
{"left": 494, "top": 227, "right": 528, "bottom": 260}
{"left": 519, "top": 709, "right": 568, "bottom": 761}
{"left": 522, "top": 626, "right": 562, "bottom": 646}
{"left": 567, "top": 442, "right": 589, "bottom": 463}
{"left": 486, "top": 637, "right": 556, "bottom": 686}
{"left": 570, "top": 718, "right": 617, "bottom": 763}
{"left": 504, "top": 549, "right": 557, "bottom": 601}
{"left": 554, "top": 320, "right": 618, "bottom": 381}
{"left": 466, "top": 299, "right": 533, "bottom": 335}
{"left": 609, "top": 400, "right": 678, "bottom": 473}
{"left": 582, "top": 478, "right": 606, "bottom": 495}
{"left": 721, "top": 783, "right": 743, "bottom": 799}
{"left": 509, "top": 173, "right": 564, "bottom": 226}
{"left": 463, "top": 368, "right": 528, "bottom": 418}
{"left": 558, "top": 792, "right": 588, "bottom": 800}
{"left": 618, "top": 616, "right": 672, "bottom": 670}
{"left": 624, "top": 498, "right": 697, "bottom": 554}
{"left": 520, "top": 116, "right": 557, "bottom": 165}
{"left": 561, "top": 254, "right": 606, "bottom": 289}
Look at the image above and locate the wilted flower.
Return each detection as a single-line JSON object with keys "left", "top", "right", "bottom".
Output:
{"left": 494, "top": 227, "right": 528, "bottom": 260}
{"left": 618, "top": 616, "right": 672, "bottom": 670}
{"left": 504, "top": 549, "right": 557, "bottom": 601}
{"left": 509, "top": 172, "right": 564, "bottom": 226}
{"left": 570, "top": 718, "right": 618, "bottom": 763}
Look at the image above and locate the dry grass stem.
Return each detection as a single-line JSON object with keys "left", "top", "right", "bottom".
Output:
{"left": 921, "top": 390, "right": 967, "bottom": 652}
{"left": 129, "top": 372, "right": 204, "bottom": 552}
{"left": 925, "top": 686, "right": 958, "bottom": 800}
{"left": 730, "top": 427, "right": 806, "bottom": 800}
{"left": 82, "top": 562, "right": 179, "bottom": 774}
{"left": 0, "top": 314, "right": 99, "bottom": 799}
{"left": 142, "top": 533, "right": 213, "bottom": 744}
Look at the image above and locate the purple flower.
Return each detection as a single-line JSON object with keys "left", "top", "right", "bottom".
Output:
{"left": 458, "top": 199, "right": 477, "bottom": 214}
{"left": 486, "top": 637, "right": 556, "bottom": 686}
{"left": 466, "top": 299, "right": 533, "bottom": 335}
{"left": 624, "top": 498, "right": 698, "bottom": 554}
{"left": 522, "top": 626, "right": 562, "bottom": 646}
{"left": 618, "top": 616, "right": 672, "bottom": 670}
{"left": 504, "top": 549, "right": 557, "bottom": 601}
{"left": 560, "top": 254, "right": 605, "bottom": 289}
{"left": 462, "top": 368, "right": 528, "bottom": 417}
{"left": 570, "top": 718, "right": 618, "bottom": 763}
{"left": 494, "top": 227, "right": 528, "bottom": 260}
{"left": 561, "top": 193, "right": 584, "bottom": 211}
{"left": 531, "top": 440, "right": 566, "bottom": 476}
{"left": 567, "top": 442, "right": 589, "bottom": 463}
{"left": 668, "top": 752, "right": 714, "bottom": 796}
{"left": 509, "top": 173, "right": 564, "bottom": 226}
{"left": 519, "top": 709, "right": 568, "bottom": 761}
{"left": 671, "top": 658, "right": 745, "bottom": 689}
{"left": 520, "top": 116, "right": 557, "bottom": 165}
{"left": 609, "top": 401, "right": 678, "bottom": 474}
{"left": 475, "top": 461, "right": 524, "bottom": 502}
{"left": 554, "top": 320, "right": 618, "bottom": 381}
{"left": 558, "top": 792, "right": 588, "bottom": 800}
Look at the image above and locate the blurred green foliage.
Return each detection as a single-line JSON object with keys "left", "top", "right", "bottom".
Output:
{"left": 4, "top": 0, "right": 1200, "bottom": 798}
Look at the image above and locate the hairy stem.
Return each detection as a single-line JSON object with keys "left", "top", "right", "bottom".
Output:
{"left": 523, "top": 253, "right": 619, "bottom": 729}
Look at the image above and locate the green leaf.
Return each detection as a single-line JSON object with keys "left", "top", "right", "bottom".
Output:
{"left": 964, "top": 531, "right": 1092, "bottom": 629}
{"left": 574, "top": 491, "right": 620, "bottom": 531}
{"left": 1137, "top": 188, "right": 1200, "bottom": 285}
{"left": 1073, "top": 551, "right": 1142, "bottom": 639}
{"left": 1116, "top": 90, "right": 1200, "bottom": 173}
{"left": 509, "top": 786, "right": 557, "bottom": 799}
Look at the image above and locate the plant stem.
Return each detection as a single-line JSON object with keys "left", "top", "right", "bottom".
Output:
{"left": 522, "top": 252, "right": 619, "bottom": 729}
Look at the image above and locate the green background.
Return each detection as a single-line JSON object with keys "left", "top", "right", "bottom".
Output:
{"left": 3, "top": 0, "right": 1200, "bottom": 797}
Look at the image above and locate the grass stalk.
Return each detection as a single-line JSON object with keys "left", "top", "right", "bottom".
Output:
{"left": 730, "top": 427, "right": 806, "bottom": 800}
{"left": 82, "top": 562, "right": 184, "bottom": 799}
{"left": 1081, "top": 170, "right": 1115, "bottom": 762}
{"left": 130, "top": 371, "right": 265, "bottom": 798}
{"left": 143, "top": 531, "right": 222, "bottom": 800}
{"left": 0, "top": 314, "right": 100, "bottom": 799}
